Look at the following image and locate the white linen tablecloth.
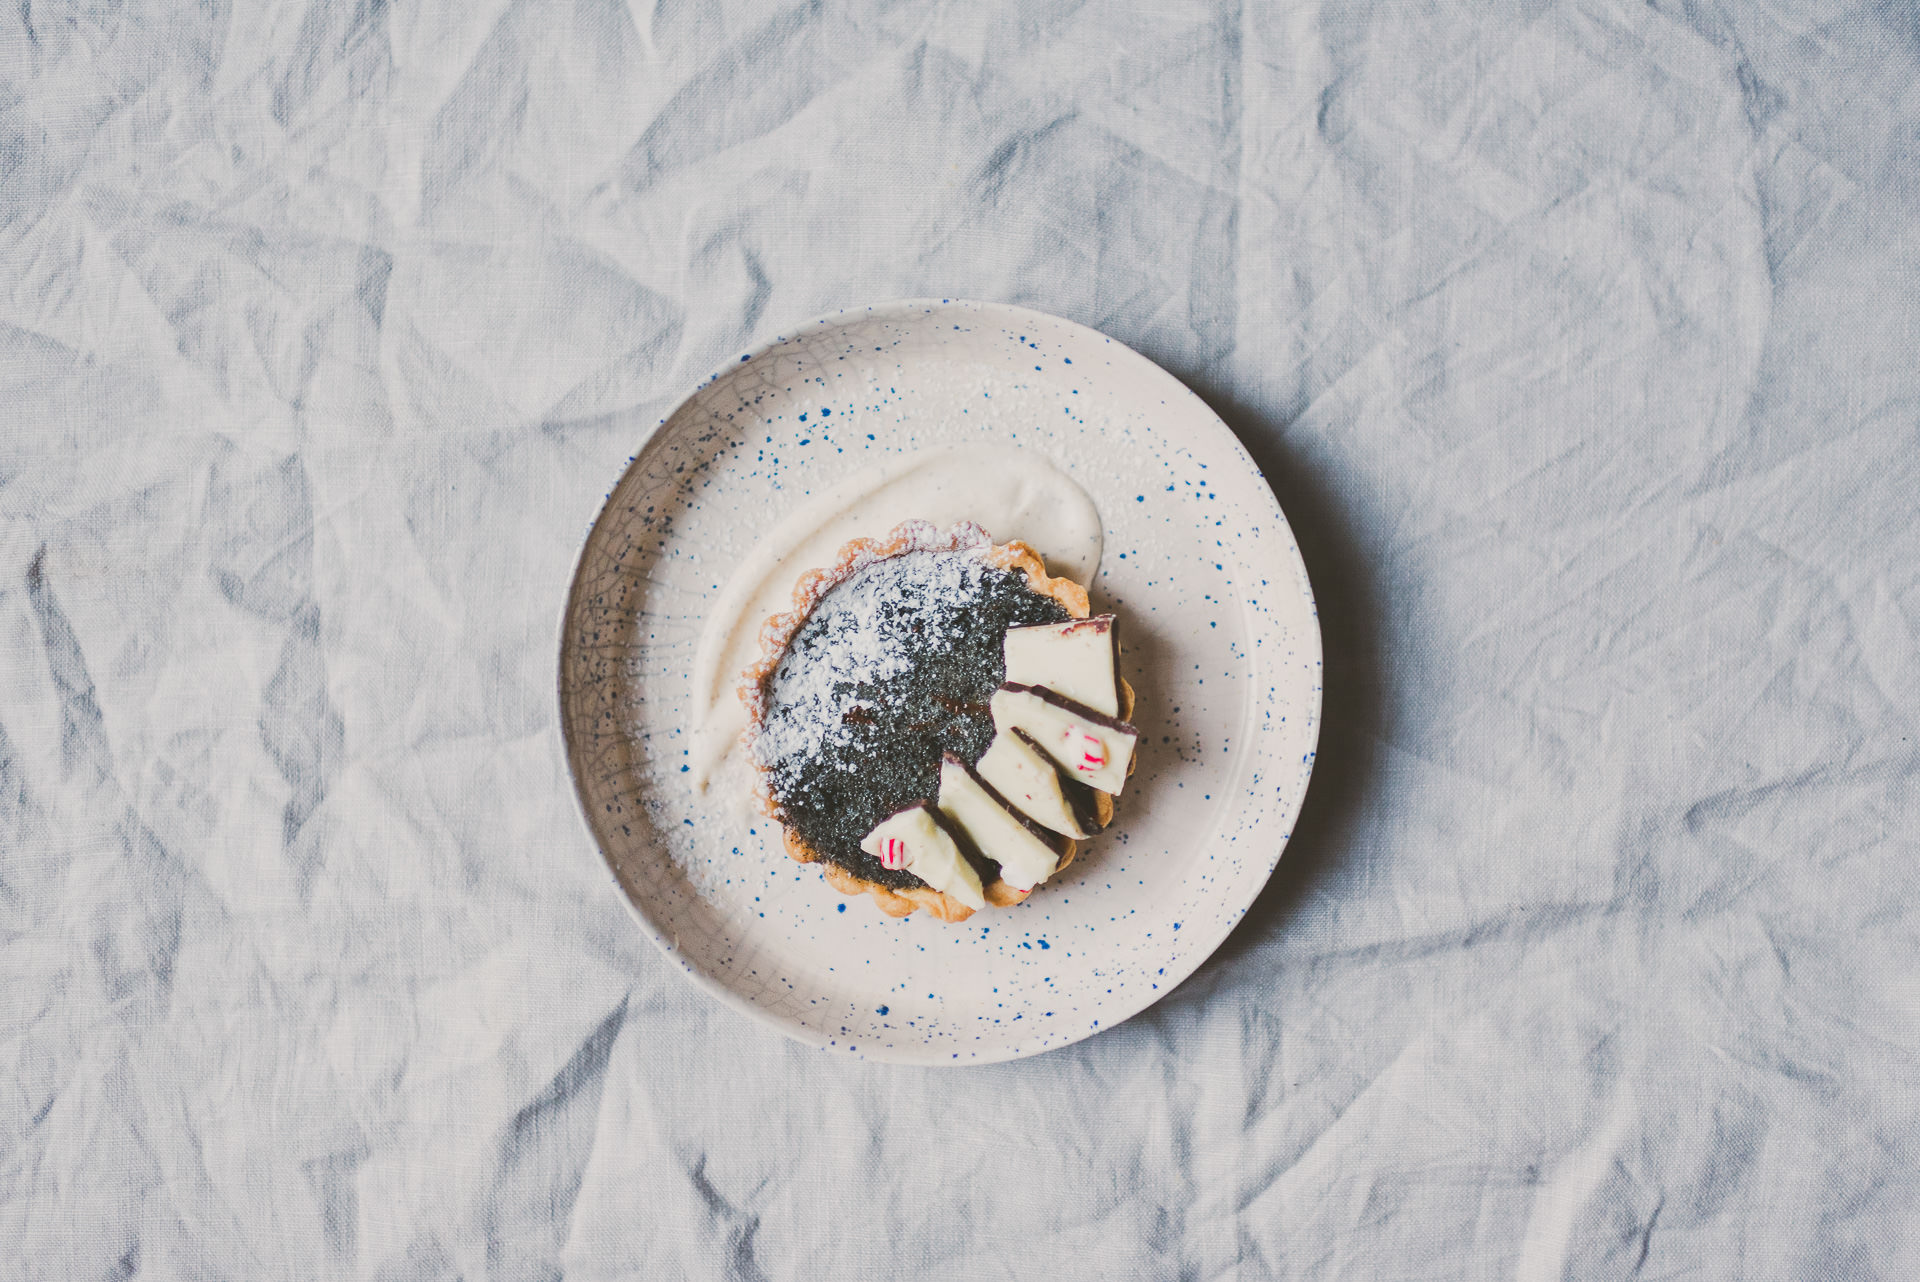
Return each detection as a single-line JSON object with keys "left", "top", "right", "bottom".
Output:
{"left": 5, "top": 1, "right": 1917, "bottom": 1276}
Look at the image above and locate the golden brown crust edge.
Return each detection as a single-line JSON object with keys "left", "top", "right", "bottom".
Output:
{"left": 735, "top": 520, "right": 1130, "bottom": 922}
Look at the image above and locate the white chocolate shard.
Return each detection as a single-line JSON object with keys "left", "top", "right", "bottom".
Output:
{"left": 990, "top": 684, "right": 1138, "bottom": 796}
{"left": 1003, "top": 615, "right": 1121, "bottom": 717}
{"left": 976, "top": 729, "right": 1097, "bottom": 839}
{"left": 936, "top": 755, "right": 1065, "bottom": 891}
{"left": 860, "top": 802, "right": 985, "bottom": 910}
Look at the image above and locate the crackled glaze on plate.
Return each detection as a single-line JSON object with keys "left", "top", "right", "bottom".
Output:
{"left": 558, "top": 299, "right": 1321, "bottom": 1065}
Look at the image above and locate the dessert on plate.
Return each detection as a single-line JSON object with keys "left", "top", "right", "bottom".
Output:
{"left": 738, "top": 520, "right": 1138, "bottom": 921}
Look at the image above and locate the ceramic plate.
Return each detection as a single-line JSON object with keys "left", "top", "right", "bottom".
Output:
{"left": 558, "top": 299, "right": 1320, "bottom": 1064}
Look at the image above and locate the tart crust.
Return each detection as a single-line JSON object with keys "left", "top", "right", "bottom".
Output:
{"left": 738, "top": 520, "right": 1134, "bottom": 921}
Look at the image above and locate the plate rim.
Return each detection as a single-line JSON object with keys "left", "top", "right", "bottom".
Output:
{"left": 557, "top": 297, "right": 1323, "bottom": 1065}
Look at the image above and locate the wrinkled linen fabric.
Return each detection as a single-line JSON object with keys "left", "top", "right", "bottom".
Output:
{"left": 4, "top": 0, "right": 1918, "bottom": 1277}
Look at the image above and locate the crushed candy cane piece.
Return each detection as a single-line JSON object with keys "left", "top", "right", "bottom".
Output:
{"left": 1069, "top": 731, "right": 1107, "bottom": 771}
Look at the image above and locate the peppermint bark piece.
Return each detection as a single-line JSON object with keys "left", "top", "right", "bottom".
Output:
{"left": 1002, "top": 614, "right": 1122, "bottom": 717}
{"left": 936, "top": 754, "right": 1070, "bottom": 891}
{"left": 860, "top": 801, "right": 986, "bottom": 911}
{"left": 975, "top": 728, "right": 1106, "bottom": 839}
{"left": 990, "top": 683, "right": 1138, "bottom": 796}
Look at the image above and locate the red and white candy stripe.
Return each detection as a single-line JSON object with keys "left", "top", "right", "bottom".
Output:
{"left": 1068, "top": 730, "right": 1107, "bottom": 772}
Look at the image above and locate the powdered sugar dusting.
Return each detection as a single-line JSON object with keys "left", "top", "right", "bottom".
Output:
{"left": 736, "top": 520, "right": 992, "bottom": 728}
{"left": 755, "top": 549, "right": 1001, "bottom": 782}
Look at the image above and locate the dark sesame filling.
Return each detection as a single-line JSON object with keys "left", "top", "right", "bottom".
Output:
{"left": 755, "top": 551, "right": 1069, "bottom": 889}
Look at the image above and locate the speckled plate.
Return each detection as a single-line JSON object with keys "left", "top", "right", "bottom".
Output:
{"left": 559, "top": 300, "right": 1320, "bottom": 1064}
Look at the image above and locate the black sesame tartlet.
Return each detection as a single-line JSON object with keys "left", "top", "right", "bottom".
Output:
{"left": 738, "top": 520, "right": 1138, "bottom": 922}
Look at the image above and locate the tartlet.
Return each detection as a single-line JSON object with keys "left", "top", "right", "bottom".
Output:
{"left": 739, "top": 520, "right": 1136, "bottom": 921}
